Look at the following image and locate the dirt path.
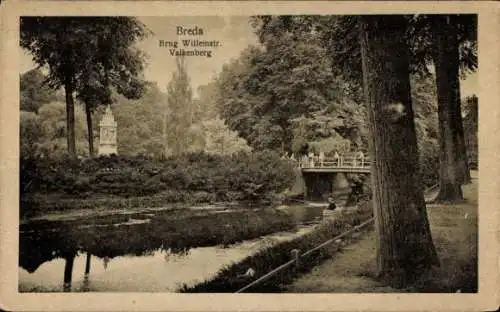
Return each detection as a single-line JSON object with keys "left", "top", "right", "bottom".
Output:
{"left": 286, "top": 171, "right": 478, "bottom": 293}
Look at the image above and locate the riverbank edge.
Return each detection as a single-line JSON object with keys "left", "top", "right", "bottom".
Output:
{"left": 20, "top": 191, "right": 280, "bottom": 221}
{"left": 180, "top": 202, "right": 373, "bottom": 293}
{"left": 19, "top": 207, "right": 304, "bottom": 278}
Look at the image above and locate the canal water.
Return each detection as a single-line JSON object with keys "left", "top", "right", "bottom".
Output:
{"left": 19, "top": 205, "right": 325, "bottom": 292}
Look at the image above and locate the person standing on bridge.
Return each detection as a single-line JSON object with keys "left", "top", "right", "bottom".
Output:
{"left": 319, "top": 151, "right": 325, "bottom": 167}
{"left": 357, "top": 151, "right": 365, "bottom": 167}
{"left": 308, "top": 152, "right": 315, "bottom": 167}
{"left": 301, "top": 154, "right": 308, "bottom": 168}
{"left": 333, "top": 151, "right": 340, "bottom": 167}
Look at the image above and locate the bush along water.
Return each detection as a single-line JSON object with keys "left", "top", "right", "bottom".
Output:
{"left": 180, "top": 202, "right": 374, "bottom": 293}
{"left": 20, "top": 151, "right": 296, "bottom": 216}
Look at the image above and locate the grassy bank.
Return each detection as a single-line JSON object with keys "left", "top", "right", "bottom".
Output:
{"left": 286, "top": 172, "right": 478, "bottom": 293}
{"left": 181, "top": 202, "right": 374, "bottom": 293}
{"left": 20, "top": 207, "right": 297, "bottom": 273}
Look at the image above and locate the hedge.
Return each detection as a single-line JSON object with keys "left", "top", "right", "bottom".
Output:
{"left": 20, "top": 151, "right": 296, "bottom": 216}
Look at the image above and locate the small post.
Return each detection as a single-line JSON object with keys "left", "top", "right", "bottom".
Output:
{"left": 291, "top": 249, "right": 300, "bottom": 270}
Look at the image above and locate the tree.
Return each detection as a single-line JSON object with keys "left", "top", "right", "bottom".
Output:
{"left": 20, "top": 17, "right": 148, "bottom": 158}
{"left": 20, "top": 69, "right": 59, "bottom": 113}
{"left": 411, "top": 74, "right": 440, "bottom": 187}
{"left": 202, "top": 117, "right": 252, "bottom": 156}
{"left": 247, "top": 16, "right": 343, "bottom": 152}
{"left": 165, "top": 56, "right": 194, "bottom": 156}
{"left": 20, "top": 111, "right": 43, "bottom": 158}
{"left": 35, "top": 101, "right": 88, "bottom": 158}
{"left": 447, "top": 15, "right": 476, "bottom": 185}
{"left": 431, "top": 16, "right": 467, "bottom": 201}
{"left": 75, "top": 18, "right": 148, "bottom": 157}
{"left": 109, "top": 82, "right": 166, "bottom": 157}
{"left": 77, "top": 70, "right": 111, "bottom": 157}
{"left": 213, "top": 47, "right": 261, "bottom": 148}
{"left": 214, "top": 17, "right": 355, "bottom": 153}
{"left": 192, "top": 83, "right": 220, "bottom": 122}
{"left": 409, "top": 14, "right": 476, "bottom": 190}
{"left": 359, "top": 15, "right": 439, "bottom": 286}
{"left": 320, "top": 15, "right": 476, "bottom": 194}
{"left": 462, "top": 95, "right": 478, "bottom": 167}
{"left": 290, "top": 111, "right": 360, "bottom": 154}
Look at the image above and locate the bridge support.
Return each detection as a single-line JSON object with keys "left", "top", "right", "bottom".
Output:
{"left": 296, "top": 155, "right": 370, "bottom": 202}
{"left": 303, "top": 173, "right": 326, "bottom": 201}
{"left": 332, "top": 172, "right": 350, "bottom": 189}
{"left": 302, "top": 172, "right": 353, "bottom": 201}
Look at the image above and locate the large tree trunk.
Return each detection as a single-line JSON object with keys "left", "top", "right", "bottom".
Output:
{"left": 84, "top": 102, "right": 95, "bottom": 157}
{"left": 64, "top": 81, "right": 77, "bottom": 158}
{"left": 448, "top": 16, "right": 471, "bottom": 184}
{"left": 433, "top": 16, "right": 464, "bottom": 201}
{"left": 359, "top": 15, "right": 439, "bottom": 287}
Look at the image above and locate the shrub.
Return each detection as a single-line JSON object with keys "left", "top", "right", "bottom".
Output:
{"left": 20, "top": 152, "right": 296, "bottom": 213}
{"left": 419, "top": 139, "right": 439, "bottom": 188}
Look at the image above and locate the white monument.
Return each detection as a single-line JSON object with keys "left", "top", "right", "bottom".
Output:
{"left": 98, "top": 105, "right": 118, "bottom": 156}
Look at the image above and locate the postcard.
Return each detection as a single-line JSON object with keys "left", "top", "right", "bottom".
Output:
{"left": 0, "top": 1, "right": 498, "bottom": 311}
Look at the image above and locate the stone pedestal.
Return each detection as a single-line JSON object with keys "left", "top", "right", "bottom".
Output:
{"left": 98, "top": 105, "right": 118, "bottom": 156}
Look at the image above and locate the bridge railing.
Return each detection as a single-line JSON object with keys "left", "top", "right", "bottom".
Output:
{"left": 292, "top": 156, "right": 372, "bottom": 169}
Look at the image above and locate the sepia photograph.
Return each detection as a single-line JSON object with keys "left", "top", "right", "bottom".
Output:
{"left": 1, "top": 1, "right": 498, "bottom": 311}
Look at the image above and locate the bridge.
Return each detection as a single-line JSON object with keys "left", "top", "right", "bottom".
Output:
{"left": 286, "top": 153, "right": 371, "bottom": 201}
{"left": 298, "top": 156, "right": 371, "bottom": 174}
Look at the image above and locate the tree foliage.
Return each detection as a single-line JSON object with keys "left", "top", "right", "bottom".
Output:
{"left": 213, "top": 46, "right": 262, "bottom": 147}
{"left": 202, "top": 117, "right": 252, "bottom": 156}
{"left": 21, "top": 101, "right": 89, "bottom": 158}
{"left": 317, "top": 15, "right": 477, "bottom": 81}
{"left": 165, "top": 56, "right": 194, "bottom": 156}
{"left": 319, "top": 14, "right": 475, "bottom": 190}
{"left": 107, "top": 82, "right": 166, "bottom": 157}
{"left": 213, "top": 17, "right": 364, "bottom": 153}
{"left": 411, "top": 74, "right": 439, "bottom": 187}
{"left": 20, "top": 69, "right": 60, "bottom": 113}
{"left": 20, "top": 17, "right": 148, "bottom": 95}
{"left": 20, "top": 17, "right": 149, "bottom": 157}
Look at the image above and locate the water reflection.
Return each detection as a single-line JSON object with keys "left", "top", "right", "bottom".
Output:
{"left": 19, "top": 205, "right": 324, "bottom": 292}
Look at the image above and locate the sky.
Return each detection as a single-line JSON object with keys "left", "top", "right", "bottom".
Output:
{"left": 20, "top": 16, "right": 259, "bottom": 96}
{"left": 19, "top": 16, "right": 478, "bottom": 98}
